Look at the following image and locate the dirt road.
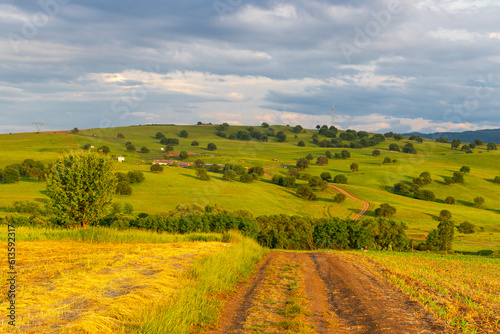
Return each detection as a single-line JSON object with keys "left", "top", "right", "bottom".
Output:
{"left": 264, "top": 165, "right": 370, "bottom": 220}
{"left": 205, "top": 252, "right": 451, "bottom": 334}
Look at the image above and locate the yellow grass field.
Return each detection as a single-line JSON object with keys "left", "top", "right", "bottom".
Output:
{"left": 0, "top": 240, "right": 225, "bottom": 333}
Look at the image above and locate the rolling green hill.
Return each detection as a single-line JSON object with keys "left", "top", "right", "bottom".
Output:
{"left": 1, "top": 124, "right": 499, "bottom": 253}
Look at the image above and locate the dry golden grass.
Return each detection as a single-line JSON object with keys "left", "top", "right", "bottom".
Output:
{"left": 0, "top": 240, "right": 225, "bottom": 333}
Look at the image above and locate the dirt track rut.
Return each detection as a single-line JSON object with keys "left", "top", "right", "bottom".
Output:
{"left": 206, "top": 252, "right": 451, "bottom": 334}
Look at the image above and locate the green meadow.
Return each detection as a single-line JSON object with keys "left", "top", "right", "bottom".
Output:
{"left": 1, "top": 124, "right": 499, "bottom": 253}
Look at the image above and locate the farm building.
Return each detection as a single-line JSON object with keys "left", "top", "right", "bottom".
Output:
{"left": 117, "top": 156, "right": 125, "bottom": 162}
{"left": 152, "top": 159, "right": 192, "bottom": 168}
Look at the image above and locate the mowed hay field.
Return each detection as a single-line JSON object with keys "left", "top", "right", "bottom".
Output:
{"left": 0, "top": 229, "right": 267, "bottom": 333}
{"left": 0, "top": 124, "right": 499, "bottom": 252}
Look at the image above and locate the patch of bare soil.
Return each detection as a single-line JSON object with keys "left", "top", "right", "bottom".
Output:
{"left": 205, "top": 252, "right": 452, "bottom": 334}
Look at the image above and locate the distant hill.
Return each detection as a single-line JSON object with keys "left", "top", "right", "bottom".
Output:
{"left": 402, "top": 128, "right": 500, "bottom": 144}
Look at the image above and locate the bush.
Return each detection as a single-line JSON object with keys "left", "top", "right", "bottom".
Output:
{"left": 98, "top": 146, "right": 110, "bottom": 154}
{"left": 474, "top": 196, "right": 485, "bottom": 208}
{"left": 116, "top": 181, "right": 132, "bottom": 195}
{"left": 460, "top": 166, "right": 470, "bottom": 174}
{"left": 444, "top": 196, "right": 455, "bottom": 204}
{"left": 383, "top": 157, "right": 392, "bottom": 164}
{"left": 1, "top": 166, "right": 20, "bottom": 183}
{"left": 457, "top": 221, "right": 476, "bottom": 234}
{"left": 375, "top": 203, "right": 396, "bottom": 218}
{"left": 333, "top": 174, "right": 347, "bottom": 184}
{"left": 207, "top": 143, "right": 217, "bottom": 151}
{"left": 341, "top": 150, "right": 350, "bottom": 159}
{"left": 126, "top": 144, "right": 136, "bottom": 151}
{"left": 297, "top": 186, "right": 316, "bottom": 200}
{"left": 452, "top": 171, "right": 464, "bottom": 183}
{"left": 240, "top": 172, "right": 254, "bottom": 183}
{"left": 140, "top": 146, "right": 150, "bottom": 153}
{"left": 333, "top": 193, "right": 346, "bottom": 203}
{"left": 179, "top": 130, "right": 189, "bottom": 138}
{"left": 372, "top": 150, "right": 381, "bottom": 156}
{"left": 155, "top": 132, "right": 165, "bottom": 139}
{"left": 150, "top": 164, "right": 164, "bottom": 173}
{"left": 309, "top": 176, "right": 322, "bottom": 188}
{"left": 495, "top": 176, "right": 500, "bottom": 184}
{"left": 191, "top": 140, "right": 199, "bottom": 146}
{"left": 414, "top": 189, "right": 435, "bottom": 201}
{"left": 389, "top": 143, "right": 400, "bottom": 151}
{"left": 320, "top": 172, "right": 332, "bottom": 181}
{"left": 128, "top": 171, "right": 145, "bottom": 183}
{"left": 179, "top": 151, "right": 189, "bottom": 160}
{"left": 298, "top": 140, "right": 305, "bottom": 147}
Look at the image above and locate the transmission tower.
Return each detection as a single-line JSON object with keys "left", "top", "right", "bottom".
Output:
{"left": 32, "top": 122, "right": 46, "bottom": 132}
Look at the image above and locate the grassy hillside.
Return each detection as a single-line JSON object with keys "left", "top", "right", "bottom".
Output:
{"left": 1, "top": 124, "right": 499, "bottom": 252}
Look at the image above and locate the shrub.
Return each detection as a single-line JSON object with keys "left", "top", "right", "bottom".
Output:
{"left": 150, "top": 164, "right": 164, "bottom": 173}
{"left": 309, "top": 176, "right": 322, "bottom": 188}
{"left": 494, "top": 176, "right": 500, "bottom": 183}
{"left": 140, "top": 146, "right": 150, "bottom": 153}
{"left": 155, "top": 132, "right": 165, "bottom": 139}
{"left": 127, "top": 171, "right": 145, "bottom": 183}
{"left": 444, "top": 178, "right": 454, "bottom": 186}
{"left": 452, "top": 171, "right": 464, "bottom": 183}
{"left": 375, "top": 203, "right": 396, "bottom": 218}
{"left": 316, "top": 156, "right": 328, "bottom": 166}
{"left": 320, "top": 172, "right": 332, "bottom": 181}
{"left": 98, "top": 146, "right": 110, "bottom": 154}
{"left": 298, "top": 140, "right": 305, "bottom": 147}
{"left": 444, "top": 196, "right": 455, "bottom": 204}
{"left": 179, "top": 130, "right": 189, "bottom": 138}
{"left": 179, "top": 151, "right": 189, "bottom": 160}
{"left": 341, "top": 150, "right": 350, "bottom": 159}
{"left": 333, "top": 174, "right": 347, "bottom": 184}
{"left": 460, "top": 166, "right": 470, "bottom": 174}
{"left": 191, "top": 140, "right": 199, "bottom": 146}
{"left": 116, "top": 181, "right": 132, "bottom": 195}
{"left": 383, "top": 157, "right": 392, "bottom": 164}
{"left": 126, "top": 144, "right": 136, "bottom": 151}
{"left": 207, "top": 143, "right": 217, "bottom": 151}
{"left": 474, "top": 196, "right": 485, "bottom": 208}
{"left": 393, "top": 182, "right": 410, "bottom": 195}
{"left": 350, "top": 163, "right": 359, "bottom": 173}
{"left": 372, "top": 150, "right": 381, "bottom": 156}
{"left": 457, "top": 221, "right": 476, "bottom": 234}
{"left": 333, "top": 193, "right": 346, "bottom": 203}
{"left": 297, "top": 186, "right": 316, "bottom": 200}
{"left": 1, "top": 166, "right": 20, "bottom": 183}
{"left": 389, "top": 143, "right": 400, "bottom": 151}
{"left": 439, "top": 210, "right": 452, "bottom": 221}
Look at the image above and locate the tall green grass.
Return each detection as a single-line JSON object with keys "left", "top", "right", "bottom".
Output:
{"left": 0, "top": 226, "right": 223, "bottom": 243}
{"left": 135, "top": 231, "right": 268, "bottom": 334}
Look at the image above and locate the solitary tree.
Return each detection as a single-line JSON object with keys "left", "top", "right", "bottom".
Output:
{"left": 140, "top": 146, "right": 150, "bottom": 153}
{"left": 350, "top": 163, "right": 359, "bottom": 173}
{"left": 117, "top": 133, "right": 125, "bottom": 139}
{"left": 436, "top": 219, "right": 454, "bottom": 255}
{"left": 372, "top": 150, "right": 381, "bottom": 156}
{"left": 46, "top": 151, "right": 117, "bottom": 229}
{"left": 1, "top": 166, "right": 20, "bottom": 184}
{"left": 150, "top": 164, "right": 164, "bottom": 173}
{"left": 494, "top": 176, "right": 500, "bottom": 184}
{"left": 383, "top": 157, "right": 392, "bottom": 164}
{"left": 460, "top": 166, "right": 470, "bottom": 174}
{"left": 333, "top": 193, "right": 346, "bottom": 203}
{"left": 296, "top": 158, "right": 309, "bottom": 170}
{"left": 474, "top": 138, "right": 483, "bottom": 146}
{"left": 298, "top": 140, "right": 305, "bottom": 147}
{"left": 207, "top": 143, "right": 217, "bottom": 151}
{"left": 297, "top": 185, "right": 316, "bottom": 200}
{"left": 155, "top": 132, "right": 165, "bottom": 140}
{"left": 487, "top": 142, "right": 497, "bottom": 150}
{"left": 341, "top": 150, "right": 350, "bottom": 159}
{"left": 191, "top": 140, "right": 199, "bottom": 147}
{"left": 179, "top": 151, "right": 189, "bottom": 160}
{"left": 444, "top": 196, "right": 455, "bottom": 204}
{"left": 474, "top": 196, "right": 485, "bottom": 208}
{"left": 179, "top": 130, "right": 189, "bottom": 138}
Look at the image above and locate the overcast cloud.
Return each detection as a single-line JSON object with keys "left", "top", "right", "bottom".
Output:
{"left": 1, "top": 0, "right": 500, "bottom": 133}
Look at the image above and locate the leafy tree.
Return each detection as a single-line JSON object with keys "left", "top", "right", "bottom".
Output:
{"left": 457, "top": 221, "right": 476, "bottom": 234}
{"left": 436, "top": 219, "right": 454, "bottom": 254}
{"left": 309, "top": 176, "right": 322, "bottom": 188}
{"left": 83, "top": 143, "right": 91, "bottom": 150}
{"left": 196, "top": 168, "right": 210, "bottom": 180}
{"left": 316, "top": 156, "right": 328, "bottom": 166}
{"left": 123, "top": 202, "right": 134, "bottom": 215}
{"left": 117, "top": 133, "right": 125, "bottom": 139}
{"left": 155, "top": 132, "right": 165, "bottom": 140}
{"left": 444, "top": 196, "right": 455, "bottom": 205}
{"left": 98, "top": 146, "right": 110, "bottom": 154}
{"left": 393, "top": 134, "right": 403, "bottom": 141}
{"left": 439, "top": 210, "right": 452, "bottom": 221}
{"left": 419, "top": 171, "right": 432, "bottom": 184}
{"left": 474, "top": 138, "right": 483, "bottom": 146}
{"left": 394, "top": 182, "right": 410, "bottom": 195}
{"left": 115, "top": 172, "right": 128, "bottom": 182}
{"left": 161, "top": 138, "right": 179, "bottom": 146}
{"left": 452, "top": 171, "right": 464, "bottom": 183}
{"left": 207, "top": 143, "right": 217, "bottom": 151}
{"left": 71, "top": 127, "right": 79, "bottom": 134}
{"left": 1, "top": 166, "right": 20, "bottom": 184}
{"left": 333, "top": 193, "right": 346, "bottom": 203}
{"left": 223, "top": 170, "right": 237, "bottom": 181}
{"left": 372, "top": 150, "right": 381, "bottom": 156}
{"left": 389, "top": 143, "right": 400, "bottom": 151}
{"left": 116, "top": 181, "right": 132, "bottom": 195}
{"left": 414, "top": 189, "right": 435, "bottom": 201}
{"left": 191, "top": 140, "right": 199, "bottom": 147}
{"left": 333, "top": 174, "right": 347, "bottom": 184}
{"left": 375, "top": 203, "right": 396, "bottom": 218}
{"left": 127, "top": 171, "right": 145, "bottom": 183}
{"left": 179, "top": 130, "right": 189, "bottom": 138}
{"left": 451, "top": 139, "right": 461, "bottom": 149}
{"left": 487, "top": 142, "right": 497, "bottom": 150}
{"left": 165, "top": 145, "right": 174, "bottom": 153}
{"left": 444, "top": 178, "right": 454, "bottom": 186}
{"left": 276, "top": 131, "right": 287, "bottom": 142}
{"left": 240, "top": 172, "right": 254, "bottom": 183}
{"left": 250, "top": 166, "right": 265, "bottom": 176}
{"left": 320, "top": 172, "right": 332, "bottom": 181}
{"left": 325, "top": 151, "right": 333, "bottom": 159}
{"left": 305, "top": 154, "right": 314, "bottom": 161}
{"left": 435, "top": 136, "right": 448, "bottom": 143}
{"left": 298, "top": 140, "right": 305, "bottom": 147}
{"left": 403, "top": 143, "right": 417, "bottom": 154}
{"left": 261, "top": 122, "right": 269, "bottom": 128}
{"left": 150, "top": 164, "right": 164, "bottom": 173}
{"left": 474, "top": 196, "right": 485, "bottom": 208}
{"left": 350, "top": 163, "right": 359, "bottom": 173}
{"left": 297, "top": 186, "right": 316, "bottom": 200}
{"left": 341, "top": 150, "right": 350, "bottom": 159}
{"left": 46, "top": 151, "right": 117, "bottom": 229}
{"left": 494, "top": 176, "right": 500, "bottom": 184}
{"left": 208, "top": 164, "right": 220, "bottom": 172}
{"left": 140, "top": 146, "right": 150, "bottom": 153}
{"left": 296, "top": 158, "right": 309, "bottom": 170}
{"left": 413, "top": 177, "right": 425, "bottom": 187}
{"left": 460, "top": 166, "right": 470, "bottom": 174}
{"left": 383, "top": 157, "right": 392, "bottom": 164}
{"left": 292, "top": 125, "right": 303, "bottom": 133}
{"left": 179, "top": 151, "right": 189, "bottom": 160}
{"left": 194, "top": 159, "right": 205, "bottom": 168}
{"left": 126, "top": 144, "right": 136, "bottom": 151}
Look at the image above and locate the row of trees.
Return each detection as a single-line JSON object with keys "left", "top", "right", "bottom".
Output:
{"left": 0, "top": 159, "right": 48, "bottom": 183}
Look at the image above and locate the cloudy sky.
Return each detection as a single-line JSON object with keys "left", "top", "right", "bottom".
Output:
{"left": 1, "top": 0, "right": 500, "bottom": 134}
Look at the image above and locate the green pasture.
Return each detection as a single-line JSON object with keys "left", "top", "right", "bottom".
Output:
{"left": 0, "top": 124, "right": 499, "bottom": 252}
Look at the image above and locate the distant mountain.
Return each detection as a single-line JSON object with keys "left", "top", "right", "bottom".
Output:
{"left": 402, "top": 128, "right": 500, "bottom": 144}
